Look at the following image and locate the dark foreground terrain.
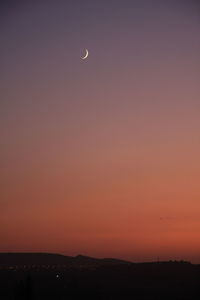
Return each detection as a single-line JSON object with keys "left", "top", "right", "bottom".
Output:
{"left": 0, "top": 253, "right": 200, "bottom": 299}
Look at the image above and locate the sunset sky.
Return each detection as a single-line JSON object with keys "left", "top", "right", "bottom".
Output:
{"left": 1, "top": 0, "right": 200, "bottom": 263}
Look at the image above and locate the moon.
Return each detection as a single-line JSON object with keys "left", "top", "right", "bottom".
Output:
{"left": 81, "top": 49, "right": 89, "bottom": 60}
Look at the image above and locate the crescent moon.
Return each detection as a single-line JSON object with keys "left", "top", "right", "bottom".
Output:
{"left": 81, "top": 49, "right": 89, "bottom": 60}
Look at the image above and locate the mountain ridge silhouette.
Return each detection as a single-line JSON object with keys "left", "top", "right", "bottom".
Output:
{"left": 0, "top": 252, "right": 193, "bottom": 268}
{"left": 0, "top": 252, "right": 131, "bottom": 267}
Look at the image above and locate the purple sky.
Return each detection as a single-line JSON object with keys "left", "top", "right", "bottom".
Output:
{"left": 1, "top": 0, "right": 200, "bottom": 262}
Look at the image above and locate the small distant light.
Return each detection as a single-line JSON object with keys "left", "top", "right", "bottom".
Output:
{"left": 56, "top": 274, "right": 59, "bottom": 278}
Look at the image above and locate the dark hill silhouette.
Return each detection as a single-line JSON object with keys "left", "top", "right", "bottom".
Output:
{"left": 0, "top": 253, "right": 199, "bottom": 299}
{"left": 0, "top": 252, "right": 130, "bottom": 268}
{"left": 75, "top": 254, "right": 130, "bottom": 265}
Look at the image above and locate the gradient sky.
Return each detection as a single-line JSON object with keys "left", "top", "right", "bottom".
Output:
{"left": 1, "top": 0, "right": 200, "bottom": 263}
